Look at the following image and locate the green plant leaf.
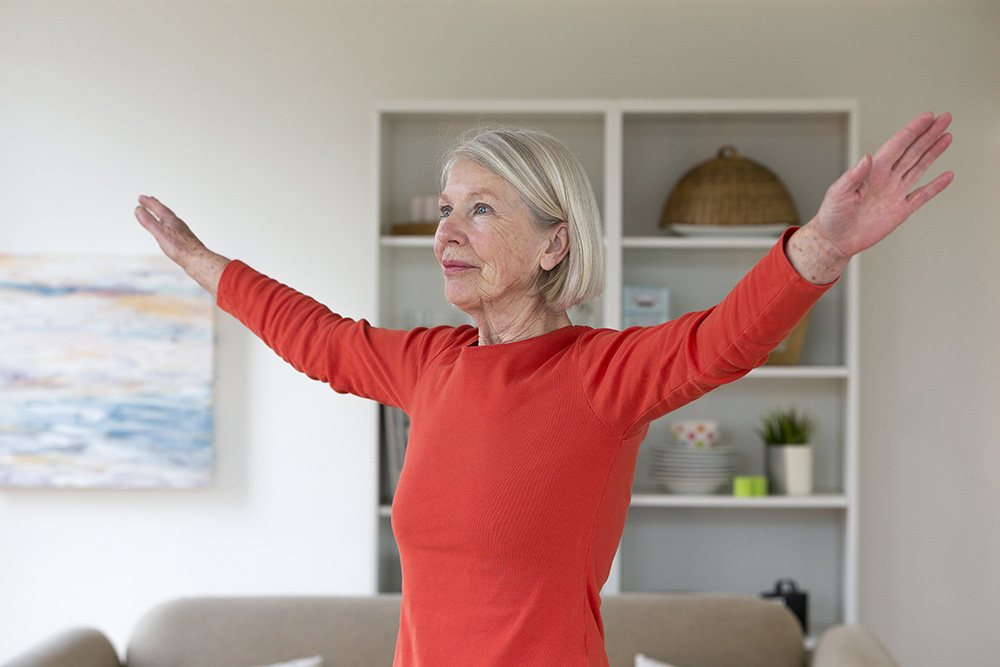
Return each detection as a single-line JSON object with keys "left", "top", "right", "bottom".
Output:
{"left": 756, "top": 407, "right": 817, "bottom": 445}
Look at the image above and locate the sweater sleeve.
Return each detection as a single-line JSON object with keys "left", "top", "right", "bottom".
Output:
{"left": 579, "top": 228, "right": 834, "bottom": 438}
{"left": 215, "top": 260, "right": 469, "bottom": 410}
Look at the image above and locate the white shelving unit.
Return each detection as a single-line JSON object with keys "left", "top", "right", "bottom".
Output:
{"left": 372, "top": 98, "right": 860, "bottom": 635}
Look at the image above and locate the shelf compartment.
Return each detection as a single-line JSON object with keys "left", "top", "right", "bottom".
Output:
{"left": 378, "top": 245, "right": 466, "bottom": 329}
{"left": 620, "top": 110, "right": 851, "bottom": 238}
{"left": 620, "top": 245, "right": 846, "bottom": 366}
{"left": 378, "top": 110, "right": 606, "bottom": 236}
{"left": 620, "top": 504, "right": 846, "bottom": 631}
{"left": 636, "top": 377, "right": 847, "bottom": 495}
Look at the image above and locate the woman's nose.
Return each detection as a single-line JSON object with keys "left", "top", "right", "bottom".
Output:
{"left": 434, "top": 211, "right": 466, "bottom": 246}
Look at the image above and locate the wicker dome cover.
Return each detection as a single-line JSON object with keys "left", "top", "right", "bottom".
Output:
{"left": 660, "top": 146, "right": 799, "bottom": 227}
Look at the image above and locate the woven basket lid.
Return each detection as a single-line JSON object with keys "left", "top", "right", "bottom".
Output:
{"left": 660, "top": 146, "right": 799, "bottom": 227}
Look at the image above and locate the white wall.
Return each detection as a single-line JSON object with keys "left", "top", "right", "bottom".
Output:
{"left": 1, "top": 0, "right": 997, "bottom": 664}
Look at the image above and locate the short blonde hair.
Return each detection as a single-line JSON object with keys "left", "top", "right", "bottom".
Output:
{"left": 441, "top": 126, "right": 606, "bottom": 311}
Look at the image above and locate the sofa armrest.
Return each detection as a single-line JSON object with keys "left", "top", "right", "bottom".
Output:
{"left": 809, "top": 625, "right": 899, "bottom": 667}
{"left": 1, "top": 628, "right": 121, "bottom": 667}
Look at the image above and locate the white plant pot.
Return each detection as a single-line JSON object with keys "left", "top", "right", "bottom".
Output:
{"left": 767, "top": 445, "right": 813, "bottom": 496}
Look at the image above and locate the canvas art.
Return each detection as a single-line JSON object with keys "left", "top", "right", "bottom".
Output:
{"left": 0, "top": 254, "right": 214, "bottom": 488}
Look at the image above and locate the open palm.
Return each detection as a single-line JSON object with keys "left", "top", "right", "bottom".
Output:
{"left": 812, "top": 111, "right": 953, "bottom": 261}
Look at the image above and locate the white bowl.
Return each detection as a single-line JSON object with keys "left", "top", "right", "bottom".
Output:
{"left": 658, "top": 477, "right": 731, "bottom": 495}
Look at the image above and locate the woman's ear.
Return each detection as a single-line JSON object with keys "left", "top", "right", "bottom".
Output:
{"left": 540, "top": 223, "right": 570, "bottom": 271}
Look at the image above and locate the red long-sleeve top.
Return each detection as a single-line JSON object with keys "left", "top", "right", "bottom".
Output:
{"left": 216, "top": 228, "right": 831, "bottom": 666}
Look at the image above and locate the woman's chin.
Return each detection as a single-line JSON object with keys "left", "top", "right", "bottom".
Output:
{"left": 442, "top": 287, "right": 476, "bottom": 314}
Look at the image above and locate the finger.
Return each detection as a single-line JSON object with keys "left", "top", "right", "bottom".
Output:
{"left": 906, "top": 170, "right": 955, "bottom": 213}
{"left": 137, "top": 195, "right": 176, "bottom": 222}
{"left": 893, "top": 112, "right": 953, "bottom": 175}
{"left": 902, "top": 132, "right": 953, "bottom": 187}
{"left": 134, "top": 204, "right": 160, "bottom": 230}
{"left": 873, "top": 111, "right": 936, "bottom": 167}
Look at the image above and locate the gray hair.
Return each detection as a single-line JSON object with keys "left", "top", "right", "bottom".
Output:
{"left": 440, "top": 126, "right": 606, "bottom": 311}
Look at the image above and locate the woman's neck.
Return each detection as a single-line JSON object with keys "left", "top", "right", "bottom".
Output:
{"left": 471, "top": 301, "right": 572, "bottom": 346}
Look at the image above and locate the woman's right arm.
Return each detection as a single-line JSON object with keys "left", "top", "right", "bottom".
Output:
{"left": 134, "top": 195, "right": 230, "bottom": 297}
{"left": 134, "top": 195, "right": 471, "bottom": 408}
{"left": 133, "top": 195, "right": 364, "bottom": 390}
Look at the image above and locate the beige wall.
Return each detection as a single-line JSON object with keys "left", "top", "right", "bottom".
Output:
{"left": 1, "top": 0, "right": 997, "bottom": 664}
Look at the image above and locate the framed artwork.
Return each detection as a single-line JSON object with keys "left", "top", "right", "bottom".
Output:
{"left": 0, "top": 254, "right": 215, "bottom": 488}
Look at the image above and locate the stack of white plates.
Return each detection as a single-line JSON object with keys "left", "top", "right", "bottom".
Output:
{"left": 651, "top": 443, "right": 737, "bottom": 495}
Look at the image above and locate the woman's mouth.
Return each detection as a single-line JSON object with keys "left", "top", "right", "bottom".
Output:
{"left": 442, "top": 260, "right": 475, "bottom": 274}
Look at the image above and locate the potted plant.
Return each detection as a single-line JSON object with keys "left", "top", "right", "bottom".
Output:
{"left": 756, "top": 408, "right": 817, "bottom": 496}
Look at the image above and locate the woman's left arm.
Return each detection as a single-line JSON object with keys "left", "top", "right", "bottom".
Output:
{"left": 787, "top": 111, "right": 954, "bottom": 285}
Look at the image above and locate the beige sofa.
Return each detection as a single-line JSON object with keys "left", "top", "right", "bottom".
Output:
{"left": 3, "top": 593, "right": 898, "bottom": 667}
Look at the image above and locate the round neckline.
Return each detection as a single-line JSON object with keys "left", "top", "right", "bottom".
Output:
{"left": 463, "top": 324, "right": 585, "bottom": 351}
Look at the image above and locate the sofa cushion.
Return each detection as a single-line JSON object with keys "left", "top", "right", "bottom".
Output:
{"left": 127, "top": 597, "right": 400, "bottom": 667}
{"left": 125, "top": 593, "right": 803, "bottom": 667}
{"left": 601, "top": 593, "right": 805, "bottom": 667}
{"left": 2, "top": 628, "right": 121, "bottom": 667}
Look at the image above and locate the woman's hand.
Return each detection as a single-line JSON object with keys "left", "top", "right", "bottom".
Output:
{"left": 788, "top": 111, "right": 954, "bottom": 284}
{"left": 135, "top": 195, "right": 230, "bottom": 296}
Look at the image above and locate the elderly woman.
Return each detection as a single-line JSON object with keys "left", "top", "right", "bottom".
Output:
{"left": 135, "top": 111, "right": 952, "bottom": 666}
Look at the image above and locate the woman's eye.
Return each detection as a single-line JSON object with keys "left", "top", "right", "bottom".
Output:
{"left": 474, "top": 204, "right": 490, "bottom": 215}
{"left": 440, "top": 206, "right": 451, "bottom": 218}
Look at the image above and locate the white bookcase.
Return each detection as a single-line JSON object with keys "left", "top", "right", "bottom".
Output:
{"left": 371, "top": 98, "right": 860, "bottom": 635}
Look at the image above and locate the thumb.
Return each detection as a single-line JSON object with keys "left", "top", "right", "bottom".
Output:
{"left": 823, "top": 154, "right": 871, "bottom": 208}
{"left": 842, "top": 153, "right": 872, "bottom": 192}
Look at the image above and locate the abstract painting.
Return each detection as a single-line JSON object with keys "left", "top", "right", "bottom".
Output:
{"left": 0, "top": 255, "right": 214, "bottom": 488}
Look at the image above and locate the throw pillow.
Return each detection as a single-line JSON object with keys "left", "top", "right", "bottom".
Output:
{"left": 635, "top": 654, "right": 679, "bottom": 667}
{"left": 251, "top": 656, "right": 323, "bottom": 667}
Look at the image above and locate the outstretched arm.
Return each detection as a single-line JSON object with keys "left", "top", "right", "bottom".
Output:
{"left": 787, "top": 111, "right": 954, "bottom": 285}
{"left": 134, "top": 195, "right": 230, "bottom": 297}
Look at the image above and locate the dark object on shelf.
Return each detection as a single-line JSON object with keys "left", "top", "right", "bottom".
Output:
{"left": 660, "top": 146, "right": 800, "bottom": 228}
{"left": 390, "top": 222, "right": 439, "bottom": 235}
{"left": 762, "top": 578, "right": 809, "bottom": 633}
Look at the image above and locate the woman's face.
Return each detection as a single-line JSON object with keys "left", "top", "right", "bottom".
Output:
{"left": 434, "top": 159, "right": 562, "bottom": 319}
